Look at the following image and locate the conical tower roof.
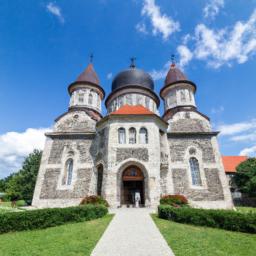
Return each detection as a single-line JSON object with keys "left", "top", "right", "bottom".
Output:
{"left": 164, "top": 63, "right": 187, "bottom": 86}
{"left": 76, "top": 63, "right": 100, "bottom": 85}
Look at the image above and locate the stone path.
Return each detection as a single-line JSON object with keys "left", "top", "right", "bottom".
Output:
{"left": 91, "top": 208, "right": 175, "bottom": 256}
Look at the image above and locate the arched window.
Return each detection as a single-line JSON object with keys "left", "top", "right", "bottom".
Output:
{"left": 65, "top": 159, "right": 73, "bottom": 185}
{"left": 129, "top": 128, "right": 136, "bottom": 144}
{"left": 139, "top": 128, "right": 148, "bottom": 144}
{"left": 97, "top": 165, "right": 103, "bottom": 196}
{"left": 88, "top": 92, "right": 93, "bottom": 105}
{"left": 189, "top": 157, "right": 202, "bottom": 186}
{"left": 118, "top": 128, "right": 126, "bottom": 144}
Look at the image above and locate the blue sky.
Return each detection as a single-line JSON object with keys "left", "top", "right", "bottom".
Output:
{"left": 0, "top": 0, "right": 256, "bottom": 178}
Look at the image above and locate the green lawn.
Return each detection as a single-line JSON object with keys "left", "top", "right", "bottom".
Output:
{"left": 0, "top": 214, "right": 113, "bottom": 256}
{"left": 236, "top": 206, "right": 256, "bottom": 214}
{"left": 0, "top": 201, "right": 26, "bottom": 214}
{"left": 152, "top": 215, "right": 256, "bottom": 256}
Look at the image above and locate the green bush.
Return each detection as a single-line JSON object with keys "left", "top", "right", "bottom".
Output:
{"left": 0, "top": 204, "right": 107, "bottom": 234}
{"left": 80, "top": 195, "right": 109, "bottom": 207}
{"left": 158, "top": 205, "right": 256, "bottom": 234}
{"left": 160, "top": 194, "right": 188, "bottom": 207}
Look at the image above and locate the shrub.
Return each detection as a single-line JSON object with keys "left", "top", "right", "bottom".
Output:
{"left": 80, "top": 195, "right": 109, "bottom": 207}
{"left": 158, "top": 205, "right": 256, "bottom": 234}
{"left": 160, "top": 194, "right": 188, "bottom": 207}
{"left": 0, "top": 204, "right": 107, "bottom": 234}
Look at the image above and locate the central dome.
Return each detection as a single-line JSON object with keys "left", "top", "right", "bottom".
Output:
{"left": 111, "top": 67, "right": 154, "bottom": 91}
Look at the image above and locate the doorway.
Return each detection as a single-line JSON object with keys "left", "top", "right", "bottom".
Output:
{"left": 121, "top": 166, "right": 145, "bottom": 206}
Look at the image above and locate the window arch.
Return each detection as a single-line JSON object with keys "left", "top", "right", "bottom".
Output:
{"left": 88, "top": 92, "right": 93, "bottom": 105}
{"left": 139, "top": 128, "right": 148, "bottom": 144}
{"left": 129, "top": 128, "right": 136, "bottom": 144}
{"left": 97, "top": 165, "right": 103, "bottom": 196}
{"left": 64, "top": 159, "right": 73, "bottom": 186}
{"left": 189, "top": 157, "right": 202, "bottom": 186}
{"left": 78, "top": 93, "right": 84, "bottom": 103}
{"left": 118, "top": 128, "right": 126, "bottom": 144}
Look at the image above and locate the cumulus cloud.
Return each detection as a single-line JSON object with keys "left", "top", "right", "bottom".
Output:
{"left": 137, "top": 0, "right": 180, "bottom": 40}
{"left": 46, "top": 2, "right": 65, "bottom": 23}
{"left": 203, "top": 0, "right": 224, "bottom": 20}
{"left": 216, "top": 119, "right": 256, "bottom": 157}
{"left": 149, "top": 60, "right": 171, "bottom": 80}
{"left": 177, "top": 9, "right": 256, "bottom": 68}
{"left": 217, "top": 119, "right": 256, "bottom": 136}
{"left": 177, "top": 45, "right": 193, "bottom": 69}
{"left": 0, "top": 128, "right": 51, "bottom": 179}
{"left": 240, "top": 146, "right": 256, "bottom": 156}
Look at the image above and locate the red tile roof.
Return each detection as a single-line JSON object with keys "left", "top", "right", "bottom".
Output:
{"left": 111, "top": 105, "right": 154, "bottom": 115}
{"left": 222, "top": 156, "right": 248, "bottom": 173}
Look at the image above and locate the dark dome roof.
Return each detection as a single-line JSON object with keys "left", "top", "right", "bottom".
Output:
{"left": 165, "top": 64, "right": 187, "bottom": 86}
{"left": 112, "top": 68, "right": 154, "bottom": 91}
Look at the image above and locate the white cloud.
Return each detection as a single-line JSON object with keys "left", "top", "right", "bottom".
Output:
{"left": 107, "top": 73, "right": 113, "bottom": 80}
{"left": 217, "top": 119, "right": 256, "bottom": 136}
{"left": 149, "top": 60, "right": 171, "bottom": 80}
{"left": 177, "top": 45, "right": 193, "bottom": 69}
{"left": 136, "top": 22, "right": 148, "bottom": 34}
{"left": 177, "top": 9, "right": 256, "bottom": 68}
{"left": 211, "top": 106, "right": 224, "bottom": 114}
{"left": 0, "top": 128, "right": 51, "bottom": 179}
{"left": 46, "top": 2, "right": 65, "bottom": 23}
{"left": 240, "top": 146, "right": 256, "bottom": 156}
{"left": 137, "top": 0, "right": 180, "bottom": 40}
{"left": 203, "top": 0, "right": 224, "bottom": 20}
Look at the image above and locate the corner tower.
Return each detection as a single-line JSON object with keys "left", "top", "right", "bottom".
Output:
{"left": 68, "top": 62, "right": 105, "bottom": 119}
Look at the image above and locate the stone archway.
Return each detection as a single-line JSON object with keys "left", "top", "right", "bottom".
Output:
{"left": 117, "top": 162, "right": 149, "bottom": 207}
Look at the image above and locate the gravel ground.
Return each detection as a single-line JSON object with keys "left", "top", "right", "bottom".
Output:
{"left": 91, "top": 208, "right": 175, "bottom": 256}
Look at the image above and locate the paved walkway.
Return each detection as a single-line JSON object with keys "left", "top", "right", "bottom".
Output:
{"left": 91, "top": 208, "right": 175, "bottom": 256}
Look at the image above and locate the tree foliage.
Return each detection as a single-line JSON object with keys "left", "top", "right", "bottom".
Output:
{"left": 0, "top": 150, "right": 42, "bottom": 203}
{"left": 233, "top": 158, "right": 256, "bottom": 196}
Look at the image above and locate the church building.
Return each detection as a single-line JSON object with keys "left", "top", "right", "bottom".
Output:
{"left": 32, "top": 59, "right": 233, "bottom": 209}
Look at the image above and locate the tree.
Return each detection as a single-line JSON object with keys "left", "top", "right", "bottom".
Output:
{"left": 4, "top": 150, "right": 42, "bottom": 204}
{"left": 233, "top": 158, "right": 256, "bottom": 196}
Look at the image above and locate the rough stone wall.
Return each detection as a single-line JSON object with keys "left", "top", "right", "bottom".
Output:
{"left": 116, "top": 148, "right": 149, "bottom": 163}
{"left": 32, "top": 110, "right": 98, "bottom": 208}
{"left": 169, "top": 137, "right": 215, "bottom": 163}
{"left": 40, "top": 168, "right": 93, "bottom": 199}
{"left": 172, "top": 168, "right": 224, "bottom": 201}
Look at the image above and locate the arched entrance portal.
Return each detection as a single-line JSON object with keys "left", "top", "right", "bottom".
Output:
{"left": 121, "top": 166, "right": 145, "bottom": 206}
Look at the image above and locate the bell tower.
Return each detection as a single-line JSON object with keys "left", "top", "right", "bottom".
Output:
{"left": 68, "top": 58, "right": 105, "bottom": 118}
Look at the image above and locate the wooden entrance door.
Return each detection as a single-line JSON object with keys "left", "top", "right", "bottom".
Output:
{"left": 122, "top": 166, "right": 144, "bottom": 205}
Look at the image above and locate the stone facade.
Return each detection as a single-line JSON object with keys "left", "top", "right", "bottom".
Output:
{"left": 32, "top": 63, "right": 233, "bottom": 210}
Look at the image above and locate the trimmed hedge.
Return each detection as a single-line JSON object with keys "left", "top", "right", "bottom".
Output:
{"left": 158, "top": 205, "right": 256, "bottom": 234}
{"left": 0, "top": 204, "right": 107, "bottom": 234}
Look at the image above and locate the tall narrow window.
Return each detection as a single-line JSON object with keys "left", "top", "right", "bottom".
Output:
{"left": 145, "top": 97, "right": 150, "bottom": 109}
{"left": 126, "top": 94, "right": 132, "bottom": 105}
{"left": 139, "top": 128, "right": 148, "bottom": 144}
{"left": 97, "top": 165, "right": 103, "bottom": 196}
{"left": 66, "top": 159, "right": 73, "bottom": 185}
{"left": 180, "top": 90, "right": 186, "bottom": 102}
{"left": 118, "top": 128, "right": 126, "bottom": 144}
{"left": 129, "top": 128, "right": 136, "bottom": 144}
{"left": 78, "top": 93, "right": 84, "bottom": 103}
{"left": 88, "top": 92, "right": 93, "bottom": 105}
{"left": 189, "top": 157, "right": 202, "bottom": 186}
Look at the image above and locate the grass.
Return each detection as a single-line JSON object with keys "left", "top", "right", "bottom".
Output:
{"left": 236, "top": 206, "right": 256, "bottom": 214}
{"left": 0, "top": 214, "right": 113, "bottom": 256}
{"left": 0, "top": 200, "right": 26, "bottom": 214}
{"left": 152, "top": 214, "right": 256, "bottom": 256}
